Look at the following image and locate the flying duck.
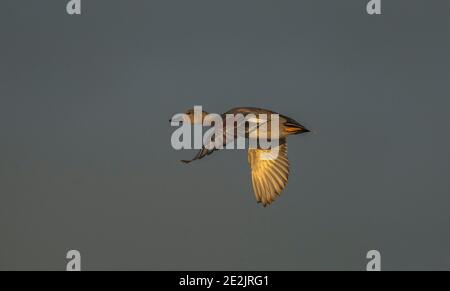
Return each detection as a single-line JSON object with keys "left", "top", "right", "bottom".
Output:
{"left": 174, "top": 107, "right": 310, "bottom": 206}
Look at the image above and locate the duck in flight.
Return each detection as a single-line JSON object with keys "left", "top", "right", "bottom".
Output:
{"left": 175, "top": 107, "right": 310, "bottom": 206}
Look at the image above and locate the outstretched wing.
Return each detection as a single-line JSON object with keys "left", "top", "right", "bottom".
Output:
{"left": 247, "top": 140, "right": 289, "bottom": 206}
{"left": 181, "top": 147, "right": 216, "bottom": 163}
{"left": 181, "top": 123, "right": 230, "bottom": 163}
{"left": 181, "top": 115, "right": 245, "bottom": 164}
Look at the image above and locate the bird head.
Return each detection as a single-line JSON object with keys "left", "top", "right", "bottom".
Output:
{"left": 169, "top": 107, "right": 210, "bottom": 124}
{"left": 184, "top": 107, "right": 210, "bottom": 124}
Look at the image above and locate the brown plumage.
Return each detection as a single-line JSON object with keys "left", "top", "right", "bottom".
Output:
{"left": 176, "top": 107, "right": 310, "bottom": 206}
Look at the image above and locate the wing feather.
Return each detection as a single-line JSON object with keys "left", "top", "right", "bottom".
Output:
{"left": 247, "top": 141, "right": 290, "bottom": 206}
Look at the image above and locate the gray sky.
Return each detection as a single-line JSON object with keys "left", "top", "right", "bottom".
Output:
{"left": 0, "top": 0, "right": 449, "bottom": 270}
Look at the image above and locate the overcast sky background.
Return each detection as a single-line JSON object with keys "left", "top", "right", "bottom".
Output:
{"left": 0, "top": 0, "right": 449, "bottom": 270}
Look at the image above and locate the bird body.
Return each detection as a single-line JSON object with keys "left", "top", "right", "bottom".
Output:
{"left": 177, "top": 107, "right": 309, "bottom": 206}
